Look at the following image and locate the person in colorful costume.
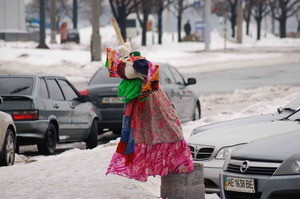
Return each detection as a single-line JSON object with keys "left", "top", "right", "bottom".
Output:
{"left": 106, "top": 42, "right": 194, "bottom": 182}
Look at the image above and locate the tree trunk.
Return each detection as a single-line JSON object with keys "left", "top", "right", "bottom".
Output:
{"left": 279, "top": 17, "right": 287, "bottom": 38}
{"left": 256, "top": 17, "right": 262, "bottom": 40}
{"left": 73, "top": 0, "right": 78, "bottom": 29}
{"left": 177, "top": 15, "right": 182, "bottom": 42}
{"left": 158, "top": 6, "right": 163, "bottom": 44}
{"left": 298, "top": 21, "right": 300, "bottom": 32}
{"left": 117, "top": 6, "right": 127, "bottom": 41}
{"left": 37, "top": 0, "right": 49, "bottom": 49}
{"left": 141, "top": 12, "right": 148, "bottom": 46}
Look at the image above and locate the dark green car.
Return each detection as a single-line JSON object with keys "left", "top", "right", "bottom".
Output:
{"left": 0, "top": 74, "right": 101, "bottom": 155}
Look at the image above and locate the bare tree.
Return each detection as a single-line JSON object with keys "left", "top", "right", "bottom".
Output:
{"left": 228, "top": 0, "right": 238, "bottom": 38}
{"left": 173, "top": 0, "right": 194, "bottom": 42}
{"left": 134, "top": 0, "right": 156, "bottom": 46}
{"left": 269, "top": 0, "right": 300, "bottom": 38}
{"left": 109, "top": 0, "right": 139, "bottom": 41}
{"left": 244, "top": 0, "right": 254, "bottom": 35}
{"left": 252, "top": 0, "right": 270, "bottom": 40}
{"left": 154, "top": 0, "right": 173, "bottom": 44}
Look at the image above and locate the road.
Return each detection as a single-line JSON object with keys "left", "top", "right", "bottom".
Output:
{"left": 185, "top": 63, "right": 300, "bottom": 96}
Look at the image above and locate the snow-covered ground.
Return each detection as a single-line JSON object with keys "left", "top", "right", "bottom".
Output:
{"left": 1, "top": 20, "right": 300, "bottom": 199}
{"left": 0, "top": 85, "right": 299, "bottom": 199}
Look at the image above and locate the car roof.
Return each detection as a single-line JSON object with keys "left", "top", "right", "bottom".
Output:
{"left": 0, "top": 74, "right": 66, "bottom": 79}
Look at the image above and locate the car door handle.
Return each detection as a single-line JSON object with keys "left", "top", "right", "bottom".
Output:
{"left": 53, "top": 104, "right": 60, "bottom": 109}
{"left": 70, "top": 105, "right": 75, "bottom": 109}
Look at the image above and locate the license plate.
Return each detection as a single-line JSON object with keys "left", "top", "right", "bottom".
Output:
{"left": 101, "top": 97, "right": 124, "bottom": 104}
{"left": 224, "top": 176, "right": 255, "bottom": 193}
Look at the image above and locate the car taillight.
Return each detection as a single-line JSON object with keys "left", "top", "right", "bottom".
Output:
{"left": 11, "top": 110, "right": 39, "bottom": 120}
{"left": 79, "top": 89, "right": 89, "bottom": 96}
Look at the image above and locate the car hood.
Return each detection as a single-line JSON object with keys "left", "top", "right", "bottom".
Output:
{"left": 231, "top": 130, "right": 300, "bottom": 162}
{"left": 188, "top": 120, "right": 300, "bottom": 149}
{"left": 191, "top": 112, "right": 290, "bottom": 135}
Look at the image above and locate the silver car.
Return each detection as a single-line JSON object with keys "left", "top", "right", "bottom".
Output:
{"left": 188, "top": 97, "right": 300, "bottom": 194}
{"left": 221, "top": 130, "right": 300, "bottom": 199}
{"left": 0, "top": 97, "right": 17, "bottom": 166}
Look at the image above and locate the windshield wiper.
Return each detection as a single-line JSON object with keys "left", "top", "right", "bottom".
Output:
{"left": 283, "top": 107, "right": 296, "bottom": 112}
{"left": 283, "top": 108, "right": 300, "bottom": 120}
{"left": 10, "top": 86, "right": 30, "bottom": 94}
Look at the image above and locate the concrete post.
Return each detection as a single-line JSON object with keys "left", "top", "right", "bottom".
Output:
{"left": 91, "top": 0, "right": 101, "bottom": 61}
{"left": 204, "top": 0, "right": 211, "bottom": 51}
{"left": 161, "top": 164, "right": 205, "bottom": 199}
{"left": 236, "top": 0, "right": 243, "bottom": 43}
{"left": 50, "top": 0, "right": 57, "bottom": 44}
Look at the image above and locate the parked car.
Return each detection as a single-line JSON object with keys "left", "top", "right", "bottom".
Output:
{"left": 190, "top": 96, "right": 300, "bottom": 136}
{"left": 221, "top": 129, "right": 300, "bottom": 199}
{"left": 0, "top": 74, "right": 101, "bottom": 155}
{"left": 80, "top": 64, "right": 200, "bottom": 134}
{"left": 0, "top": 97, "right": 17, "bottom": 166}
{"left": 67, "top": 29, "right": 80, "bottom": 44}
{"left": 188, "top": 106, "right": 300, "bottom": 194}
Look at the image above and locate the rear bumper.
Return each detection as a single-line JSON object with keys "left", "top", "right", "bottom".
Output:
{"left": 15, "top": 120, "right": 49, "bottom": 143}
{"left": 98, "top": 108, "right": 123, "bottom": 130}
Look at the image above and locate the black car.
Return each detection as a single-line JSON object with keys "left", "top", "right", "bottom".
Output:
{"left": 67, "top": 29, "right": 80, "bottom": 44}
{"left": 0, "top": 74, "right": 101, "bottom": 155}
{"left": 80, "top": 64, "right": 200, "bottom": 134}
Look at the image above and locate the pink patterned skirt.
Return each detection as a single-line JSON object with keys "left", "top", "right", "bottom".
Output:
{"left": 106, "top": 88, "right": 194, "bottom": 181}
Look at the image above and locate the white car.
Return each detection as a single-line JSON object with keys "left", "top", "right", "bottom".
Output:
{"left": 188, "top": 109, "right": 300, "bottom": 194}
{"left": 0, "top": 97, "right": 17, "bottom": 166}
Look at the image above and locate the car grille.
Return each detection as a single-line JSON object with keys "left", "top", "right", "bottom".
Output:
{"left": 189, "top": 145, "right": 214, "bottom": 160}
{"left": 225, "top": 190, "right": 262, "bottom": 199}
{"left": 226, "top": 159, "right": 281, "bottom": 176}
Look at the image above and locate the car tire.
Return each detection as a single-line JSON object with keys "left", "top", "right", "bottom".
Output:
{"left": 112, "top": 129, "right": 121, "bottom": 135}
{"left": 37, "top": 123, "right": 57, "bottom": 155}
{"left": 86, "top": 120, "right": 98, "bottom": 149}
{"left": 0, "top": 129, "right": 16, "bottom": 166}
{"left": 193, "top": 103, "right": 201, "bottom": 121}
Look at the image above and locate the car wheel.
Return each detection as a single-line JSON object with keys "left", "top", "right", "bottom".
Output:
{"left": 37, "top": 123, "right": 57, "bottom": 155}
{"left": 0, "top": 129, "right": 16, "bottom": 166}
{"left": 193, "top": 103, "right": 201, "bottom": 121}
{"left": 86, "top": 120, "right": 98, "bottom": 149}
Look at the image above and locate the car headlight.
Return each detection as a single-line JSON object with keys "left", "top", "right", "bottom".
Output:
{"left": 274, "top": 153, "right": 300, "bottom": 175}
{"left": 216, "top": 146, "right": 236, "bottom": 160}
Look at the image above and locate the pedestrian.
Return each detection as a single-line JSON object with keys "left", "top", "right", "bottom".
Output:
{"left": 184, "top": 20, "right": 191, "bottom": 36}
{"left": 105, "top": 42, "right": 194, "bottom": 182}
{"left": 59, "top": 22, "right": 68, "bottom": 44}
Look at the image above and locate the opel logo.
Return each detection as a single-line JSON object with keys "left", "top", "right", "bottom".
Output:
{"left": 240, "top": 161, "right": 250, "bottom": 173}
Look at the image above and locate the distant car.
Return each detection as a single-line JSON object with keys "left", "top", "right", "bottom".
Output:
{"left": 0, "top": 74, "right": 101, "bottom": 155}
{"left": 221, "top": 130, "right": 300, "bottom": 199}
{"left": 190, "top": 96, "right": 300, "bottom": 136}
{"left": 0, "top": 97, "right": 17, "bottom": 166}
{"left": 67, "top": 29, "right": 80, "bottom": 44}
{"left": 188, "top": 107, "right": 300, "bottom": 194}
{"left": 80, "top": 64, "right": 200, "bottom": 134}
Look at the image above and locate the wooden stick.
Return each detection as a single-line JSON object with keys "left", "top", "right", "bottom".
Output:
{"left": 111, "top": 17, "right": 125, "bottom": 45}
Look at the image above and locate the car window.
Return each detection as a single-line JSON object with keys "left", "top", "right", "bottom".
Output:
{"left": 39, "top": 78, "right": 49, "bottom": 99}
{"left": 169, "top": 67, "right": 185, "bottom": 85}
{"left": 162, "top": 66, "right": 175, "bottom": 85}
{"left": 46, "top": 79, "right": 65, "bottom": 101}
{"left": 89, "top": 68, "right": 122, "bottom": 85}
{"left": 0, "top": 77, "right": 34, "bottom": 95}
{"left": 57, "top": 79, "right": 79, "bottom": 101}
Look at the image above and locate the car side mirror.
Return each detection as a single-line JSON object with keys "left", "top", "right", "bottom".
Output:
{"left": 186, "top": 78, "right": 196, "bottom": 86}
{"left": 0, "top": 97, "right": 3, "bottom": 104}
{"left": 81, "top": 95, "right": 90, "bottom": 102}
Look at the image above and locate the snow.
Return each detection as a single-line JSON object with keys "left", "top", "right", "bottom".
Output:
{"left": 1, "top": 18, "right": 300, "bottom": 199}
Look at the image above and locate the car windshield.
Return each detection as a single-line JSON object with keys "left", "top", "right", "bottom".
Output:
{"left": 88, "top": 68, "right": 122, "bottom": 85}
{"left": 0, "top": 77, "right": 34, "bottom": 95}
